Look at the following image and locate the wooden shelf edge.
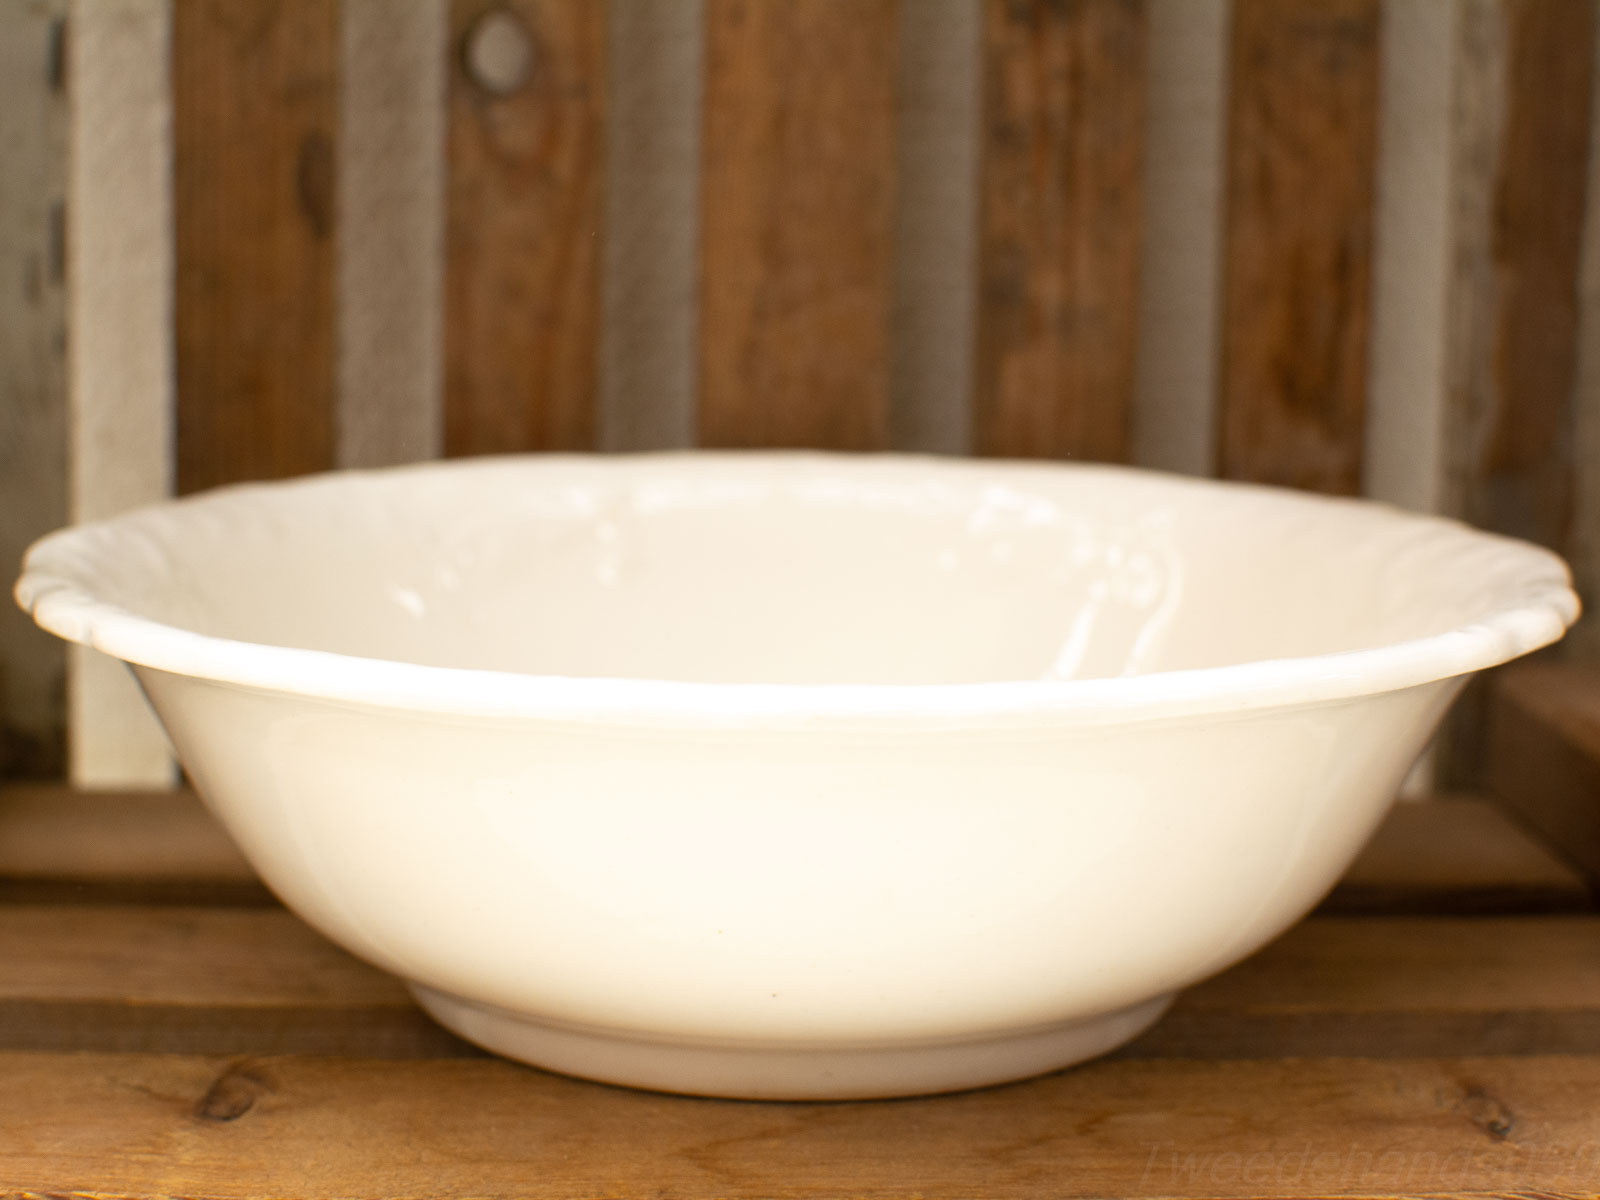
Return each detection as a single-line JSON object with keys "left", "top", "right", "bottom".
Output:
{"left": 1486, "top": 661, "right": 1600, "bottom": 886}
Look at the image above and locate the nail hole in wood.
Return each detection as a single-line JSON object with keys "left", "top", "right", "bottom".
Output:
{"left": 464, "top": 8, "right": 533, "bottom": 97}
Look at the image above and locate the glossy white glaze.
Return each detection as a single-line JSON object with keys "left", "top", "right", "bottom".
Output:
{"left": 14, "top": 453, "right": 1579, "bottom": 1097}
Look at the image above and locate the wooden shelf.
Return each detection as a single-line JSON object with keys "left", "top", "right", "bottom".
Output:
{"left": 0, "top": 786, "right": 1595, "bottom": 1198}
{"left": 1488, "top": 661, "right": 1600, "bottom": 886}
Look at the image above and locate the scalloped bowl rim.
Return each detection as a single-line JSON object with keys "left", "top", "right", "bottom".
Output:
{"left": 14, "top": 453, "right": 1581, "bottom": 730}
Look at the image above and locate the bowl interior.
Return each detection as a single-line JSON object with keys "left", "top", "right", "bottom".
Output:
{"left": 25, "top": 455, "right": 1573, "bottom": 688}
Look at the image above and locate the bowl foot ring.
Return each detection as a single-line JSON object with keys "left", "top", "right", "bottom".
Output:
{"left": 409, "top": 984, "right": 1174, "bottom": 1100}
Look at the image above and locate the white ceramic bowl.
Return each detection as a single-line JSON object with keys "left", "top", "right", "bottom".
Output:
{"left": 15, "top": 453, "right": 1578, "bottom": 1098}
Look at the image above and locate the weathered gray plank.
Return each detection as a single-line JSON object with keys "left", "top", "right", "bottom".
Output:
{"left": 66, "top": 0, "right": 176, "bottom": 787}
{"left": 1131, "top": 0, "right": 1229, "bottom": 477}
{"left": 337, "top": 0, "right": 449, "bottom": 468}
{"left": 889, "top": 0, "right": 981, "bottom": 456}
{"left": 597, "top": 0, "right": 704, "bottom": 452}
{"left": 0, "top": 0, "right": 68, "bottom": 780}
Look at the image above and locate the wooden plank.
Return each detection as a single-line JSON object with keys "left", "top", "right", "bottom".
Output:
{"left": 1, "top": 903, "right": 1594, "bottom": 1063}
{"left": 0, "top": 906, "right": 468, "bottom": 1057}
{"left": 974, "top": 0, "right": 1146, "bottom": 462}
{"left": 0, "top": 786, "right": 265, "bottom": 904}
{"left": 67, "top": 0, "right": 176, "bottom": 788}
{"left": 597, "top": 0, "right": 703, "bottom": 452}
{"left": 1182, "top": 918, "right": 1600, "bottom": 1018}
{"left": 1133, "top": 916, "right": 1600, "bottom": 1059}
{"left": 1326, "top": 795, "right": 1592, "bottom": 914}
{"left": 1, "top": 1052, "right": 1598, "bottom": 1197}
{"left": 336, "top": 0, "right": 448, "bottom": 468}
{"left": 1447, "top": 0, "right": 1595, "bottom": 551}
{"left": 1217, "top": 0, "right": 1380, "bottom": 494}
{"left": 1361, "top": 0, "right": 1456, "bottom": 515}
{"left": 888, "top": 0, "right": 981, "bottom": 456}
{"left": 0, "top": 0, "right": 67, "bottom": 779}
{"left": 1570, "top": 11, "right": 1600, "bottom": 666}
{"left": 1487, "top": 663, "right": 1600, "bottom": 885}
{"left": 1130, "top": 0, "right": 1229, "bottom": 477}
{"left": 173, "top": 0, "right": 339, "bottom": 493}
{"left": 1349, "top": 0, "right": 1458, "bottom": 798}
{"left": 697, "top": 0, "right": 899, "bottom": 449}
{"left": 1434, "top": 0, "right": 1596, "bottom": 791}
{"left": 444, "top": 0, "right": 606, "bottom": 455}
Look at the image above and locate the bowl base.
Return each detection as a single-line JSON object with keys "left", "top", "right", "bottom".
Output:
{"left": 408, "top": 985, "right": 1174, "bottom": 1100}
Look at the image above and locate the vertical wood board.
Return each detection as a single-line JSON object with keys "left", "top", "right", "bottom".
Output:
{"left": 1451, "top": 0, "right": 1595, "bottom": 550}
{"left": 597, "top": 0, "right": 703, "bottom": 452}
{"left": 1131, "top": 0, "right": 1229, "bottom": 477}
{"left": 1218, "top": 0, "right": 1381, "bottom": 494}
{"left": 444, "top": 0, "right": 606, "bottom": 455}
{"left": 888, "top": 0, "right": 982, "bottom": 456}
{"left": 1362, "top": 0, "right": 1456, "bottom": 515}
{"left": 337, "top": 0, "right": 449, "bottom": 468}
{"left": 975, "top": 0, "right": 1147, "bottom": 462}
{"left": 698, "top": 0, "right": 899, "bottom": 449}
{"left": 173, "top": 0, "right": 339, "bottom": 493}
{"left": 68, "top": 0, "right": 176, "bottom": 787}
{"left": 1569, "top": 14, "right": 1600, "bottom": 662}
{"left": 0, "top": 0, "right": 68, "bottom": 778}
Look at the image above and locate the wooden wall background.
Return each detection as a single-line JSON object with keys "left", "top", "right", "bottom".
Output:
{"left": 2, "top": 0, "right": 1599, "bottom": 787}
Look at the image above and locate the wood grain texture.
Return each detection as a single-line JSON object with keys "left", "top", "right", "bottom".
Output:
{"left": 1569, "top": 11, "right": 1600, "bottom": 665}
{"left": 698, "top": 0, "right": 899, "bottom": 449}
{"left": 1487, "top": 663, "right": 1600, "bottom": 885}
{"left": 444, "top": 0, "right": 606, "bottom": 455}
{"left": 0, "top": 786, "right": 264, "bottom": 904}
{"left": 1434, "top": 0, "right": 1596, "bottom": 792}
{"left": 0, "top": 906, "right": 468, "bottom": 1057}
{"left": 173, "top": 0, "right": 338, "bottom": 493}
{"left": 975, "top": 0, "right": 1147, "bottom": 461}
{"left": 1, "top": 1052, "right": 1598, "bottom": 1197}
{"left": 1450, "top": 0, "right": 1595, "bottom": 550}
{"left": 1135, "top": 915, "right": 1600, "bottom": 1059}
{"left": 1218, "top": 0, "right": 1380, "bottom": 494}
{"left": 1329, "top": 795, "right": 1590, "bottom": 914}
{"left": 0, "top": 0, "right": 67, "bottom": 778}
{"left": 2, "top": 901, "right": 1596, "bottom": 1063}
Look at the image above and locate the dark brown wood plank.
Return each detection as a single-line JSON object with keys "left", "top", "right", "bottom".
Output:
{"left": 1217, "top": 0, "right": 1380, "bottom": 494}
{"left": 1324, "top": 795, "right": 1592, "bottom": 914}
{"left": 2, "top": 900, "right": 1596, "bottom": 1062}
{"left": 0, "top": 785, "right": 269, "bottom": 905}
{"left": 444, "top": 0, "right": 606, "bottom": 454}
{"left": 1131, "top": 915, "right": 1600, "bottom": 1059}
{"left": 173, "top": 0, "right": 338, "bottom": 493}
{"left": 974, "top": 0, "right": 1146, "bottom": 462}
{"left": 1457, "top": 0, "right": 1595, "bottom": 550}
{"left": 1437, "top": 1, "right": 1595, "bottom": 792}
{"left": 697, "top": 0, "right": 899, "bottom": 449}
{"left": 0, "top": 906, "right": 469, "bottom": 1057}
{"left": 1, "top": 1052, "right": 1598, "bottom": 1197}
{"left": 1487, "top": 662, "right": 1600, "bottom": 885}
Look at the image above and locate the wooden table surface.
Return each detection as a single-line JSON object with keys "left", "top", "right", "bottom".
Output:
{"left": 0, "top": 785, "right": 1595, "bottom": 1200}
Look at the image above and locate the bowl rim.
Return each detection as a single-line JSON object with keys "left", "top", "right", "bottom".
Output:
{"left": 14, "top": 453, "right": 1582, "bottom": 730}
